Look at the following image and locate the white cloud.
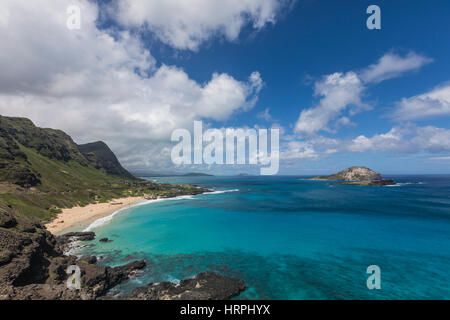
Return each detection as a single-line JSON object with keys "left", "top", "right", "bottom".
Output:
{"left": 429, "top": 156, "right": 450, "bottom": 161}
{"left": 361, "top": 52, "right": 432, "bottom": 84}
{"left": 113, "top": 0, "right": 293, "bottom": 51}
{"left": 257, "top": 108, "right": 273, "bottom": 121}
{"left": 335, "top": 116, "right": 355, "bottom": 128}
{"left": 293, "top": 51, "right": 433, "bottom": 136}
{"left": 282, "top": 124, "right": 450, "bottom": 163}
{"left": 0, "top": 0, "right": 153, "bottom": 95}
{"left": 294, "top": 72, "right": 368, "bottom": 135}
{"left": 0, "top": 0, "right": 264, "bottom": 170}
{"left": 348, "top": 125, "right": 450, "bottom": 154}
{"left": 392, "top": 84, "right": 450, "bottom": 121}
{"left": 282, "top": 141, "right": 320, "bottom": 160}
{"left": 288, "top": 52, "right": 443, "bottom": 164}
{"left": 280, "top": 135, "right": 339, "bottom": 160}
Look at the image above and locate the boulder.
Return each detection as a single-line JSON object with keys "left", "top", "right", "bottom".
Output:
{"left": 126, "top": 271, "right": 246, "bottom": 300}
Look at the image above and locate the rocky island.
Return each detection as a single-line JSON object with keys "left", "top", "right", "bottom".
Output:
{"left": 311, "top": 166, "right": 395, "bottom": 186}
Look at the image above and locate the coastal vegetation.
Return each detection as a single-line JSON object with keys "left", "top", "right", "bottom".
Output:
{"left": 0, "top": 115, "right": 206, "bottom": 223}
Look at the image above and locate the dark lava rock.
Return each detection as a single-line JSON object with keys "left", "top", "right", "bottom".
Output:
{"left": 99, "top": 238, "right": 112, "bottom": 243}
{"left": 77, "top": 260, "right": 147, "bottom": 297}
{"left": 78, "top": 256, "right": 97, "bottom": 265}
{"left": 125, "top": 271, "right": 246, "bottom": 300}
{"left": 57, "top": 232, "right": 96, "bottom": 242}
{"left": 46, "top": 255, "right": 77, "bottom": 284}
{"left": 0, "top": 208, "right": 17, "bottom": 229}
{"left": 1, "top": 209, "right": 245, "bottom": 301}
{"left": 55, "top": 231, "right": 96, "bottom": 252}
{"left": 369, "top": 179, "right": 396, "bottom": 186}
{"left": 0, "top": 226, "right": 60, "bottom": 287}
{"left": 335, "top": 179, "right": 396, "bottom": 186}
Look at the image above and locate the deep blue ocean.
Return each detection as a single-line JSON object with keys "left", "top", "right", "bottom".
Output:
{"left": 79, "top": 175, "right": 450, "bottom": 299}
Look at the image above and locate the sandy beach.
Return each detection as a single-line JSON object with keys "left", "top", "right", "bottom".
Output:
{"left": 45, "top": 196, "right": 145, "bottom": 234}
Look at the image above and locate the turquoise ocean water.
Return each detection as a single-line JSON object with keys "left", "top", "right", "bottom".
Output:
{"left": 79, "top": 175, "right": 450, "bottom": 299}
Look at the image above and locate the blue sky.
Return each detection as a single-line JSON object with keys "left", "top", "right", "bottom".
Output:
{"left": 1, "top": 0, "right": 449, "bottom": 174}
{"left": 135, "top": 0, "right": 450, "bottom": 174}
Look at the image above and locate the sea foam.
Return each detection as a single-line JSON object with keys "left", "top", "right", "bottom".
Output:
{"left": 384, "top": 182, "right": 424, "bottom": 187}
{"left": 204, "top": 189, "right": 239, "bottom": 195}
{"left": 83, "top": 196, "right": 193, "bottom": 231}
{"left": 83, "top": 190, "right": 238, "bottom": 231}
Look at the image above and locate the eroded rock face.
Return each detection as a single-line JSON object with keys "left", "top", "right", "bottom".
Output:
{"left": 55, "top": 231, "right": 96, "bottom": 253}
{"left": 0, "top": 224, "right": 246, "bottom": 300}
{"left": 125, "top": 272, "right": 247, "bottom": 300}
{"left": 0, "top": 227, "right": 58, "bottom": 287}
{"left": 78, "top": 260, "right": 148, "bottom": 297}
{"left": 313, "top": 166, "right": 384, "bottom": 182}
{"left": 0, "top": 208, "right": 17, "bottom": 229}
{"left": 0, "top": 222, "right": 147, "bottom": 300}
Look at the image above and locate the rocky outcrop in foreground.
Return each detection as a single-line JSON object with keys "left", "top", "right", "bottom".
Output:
{"left": 0, "top": 208, "right": 246, "bottom": 300}
{"left": 312, "top": 166, "right": 395, "bottom": 186}
{"left": 124, "top": 272, "right": 246, "bottom": 300}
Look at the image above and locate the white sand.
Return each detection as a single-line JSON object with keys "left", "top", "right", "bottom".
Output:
{"left": 45, "top": 196, "right": 145, "bottom": 234}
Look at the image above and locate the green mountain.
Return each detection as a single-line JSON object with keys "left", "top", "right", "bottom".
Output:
{"left": 0, "top": 115, "right": 135, "bottom": 188}
{"left": 0, "top": 115, "right": 206, "bottom": 222}
{"left": 78, "top": 141, "right": 135, "bottom": 179}
{"left": 0, "top": 115, "right": 140, "bottom": 221}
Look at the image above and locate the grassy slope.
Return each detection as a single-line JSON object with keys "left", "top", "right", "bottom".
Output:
{"left": 0, "top": 116, "right": 206, "bottom": 224}
{"left": 0, "top": 143, "right": 204, "bottom": 222}
{"left": 0, "top": 143, "right": 139, "bottom": 221}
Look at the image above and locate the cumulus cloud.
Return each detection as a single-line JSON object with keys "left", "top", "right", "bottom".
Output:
{"left": 112, "top": 0, "right": 293, "bottom": 51}
{"left": 280, "top": 135, "right": 339, "bottom": 160}
{"left": 392, "top": 84, "right": 450, "bottom": 121}
{"left": 294, "top": 72, "right": 368, "bottom": 135}
{"left": 0, "top": 0, "right": 264, "bottom": 170}
{"left": 283, "top": 124, "right": 450, "bottom": 163}
{"left": 348, "top": 125, "right": 450, "bottom": 154}
{"left": 257, "top": 108, "right": 274, "bottom": 121}
{"left": 360, "top": 52, "right": 432, "bottom": 84}
{"left": 282, "top": 141, "right": 320, "bottom": 160}
{"left": 0, "top": 0, "right": 153, "bottom": 95}
{"left": 289, "top": 52, "right": 441, "bottom": 164}
{"left": 293, "top": 51, "right": 433, "bottom": 136}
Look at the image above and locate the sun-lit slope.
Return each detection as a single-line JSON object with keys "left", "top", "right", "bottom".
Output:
{"left": 0, "top": 115, "right": 139, "bottom": 221}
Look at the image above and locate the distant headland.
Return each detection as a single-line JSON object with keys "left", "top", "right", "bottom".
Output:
{"left": 134, "top": 172, "right": 214, "bottom": 177}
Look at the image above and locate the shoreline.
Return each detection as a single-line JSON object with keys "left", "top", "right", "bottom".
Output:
{"left": 45, "top": 196, "right": 146, "bottom": 235}
{"left": 45, "top": 187, "right": 221, "bottom": 235}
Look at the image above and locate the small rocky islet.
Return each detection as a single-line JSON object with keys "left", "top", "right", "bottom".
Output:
{"left": 311, "top": 166, "right": 396, "bottom": 186}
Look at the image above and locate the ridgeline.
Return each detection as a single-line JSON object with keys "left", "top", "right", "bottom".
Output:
{"left": 0, "top": 115, "right": 204, "bottom": 222}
